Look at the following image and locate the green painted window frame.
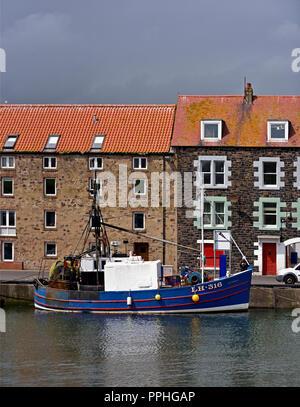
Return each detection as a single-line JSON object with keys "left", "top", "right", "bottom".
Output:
{"left": 253, "top": 197, "right": 286, "bottom": 231}
{"left": 292, "top": 199, "right": 300, "bottom": 230}
{"left": 193, "top": 196, "right": 232, "bottom": 230}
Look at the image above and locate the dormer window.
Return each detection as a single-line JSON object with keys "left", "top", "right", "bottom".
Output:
{"left": 201, "top": 120, "right": 222, "bottom": 141}
{"left": 91, "top": 135, "right": 105, "bottom": 150}
{"left": 267, "top": 120, "right": 289, "bottom": 142}
{"left": 45, "top": 135, "right": 60, "bottom": 150}
{"left": 3, "top": 135, "right": 18, "bottom": 149}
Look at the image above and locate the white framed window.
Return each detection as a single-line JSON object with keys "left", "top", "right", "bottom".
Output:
{"left": 44, "top": 178, "right": 56, "bottom": 196}
{"left": 263, "top": 162, "right": 277, "bottom": 187}
{"left": 267, "top": 120, "right": 289, "bottom": 142}
{"left": 91, "top": 135, "right": 105, "bottom": 150}
{"left": 254, "top": 157, "right": 284, "bottom": 190}
{"left": 45, "top": 135, "right": 60, "bottom": 150}
{"left": 45, "top": 210, "right": 56, "bottom": 228}
{"left": 1, "top": 156, "right": 15, "bottom": 168}
{"left": 2, "top": 177, "right": 14, "bottom": 196}
{"left": 133, "top": 179, "right": 146, "bottom": 195}
{"left": 2, "top": 241, "right": 14, "bottom": 261}
{"left": 43, "top": 157, "right": 57, "bottom": 169}
{"left": 196, "top": 156, "right": 231, "bottom": 189}
{"left": 0, "top": 210, "right": 16, "bottom": 236}
{"left": 133, "top": 157, "right": 147, "bottom": 170}
{"left": 201, "top": 120, "right": 222, "bottom": 141}
{"left": 89, "top": 157, "right": 103, "bottom": 170}
{"left": 133, "top": 212, "right": 145, "bottom": 230}
{"left": 3, "top": 135, "right": 18, "bottom": 149}
{"left": 45, "top": 242, "right": 57, "bottom": 257}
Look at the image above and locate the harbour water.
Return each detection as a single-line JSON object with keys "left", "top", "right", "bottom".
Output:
{"left": 0, "top": 303, "right": 300, "bottom": 387}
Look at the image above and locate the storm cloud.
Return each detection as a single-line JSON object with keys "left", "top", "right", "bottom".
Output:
{"left": 0, "top": 0, "right": 299, "bottom": 104}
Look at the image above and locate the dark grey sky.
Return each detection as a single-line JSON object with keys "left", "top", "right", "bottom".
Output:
{"left": 0, "top": 0, "right": 299, "bottom": 104}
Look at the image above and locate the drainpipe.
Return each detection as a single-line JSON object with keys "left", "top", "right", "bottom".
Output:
{"left": 163, "top": 155, "right": 166, "bottom": 265}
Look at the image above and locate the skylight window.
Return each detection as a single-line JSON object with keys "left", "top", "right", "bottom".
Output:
{"left": 45, "top": 135, "right": 60, "bottom": 150}
{"left": 91, "top": 135, "right": 105, "bottom": 150}
{"left": 3, "top": 135, "right": 18, "bottom": 149}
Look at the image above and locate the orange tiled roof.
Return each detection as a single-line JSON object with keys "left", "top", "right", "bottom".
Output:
{"left": 0, "top": 104, "right": 176, "bottom": 153}
{"left": 171, "top": 95, "right": 300, "bottom": 147}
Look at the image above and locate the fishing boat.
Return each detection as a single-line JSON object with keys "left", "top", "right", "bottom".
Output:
{"left": 34, "top": 178, "right": 252, "bottom": 313}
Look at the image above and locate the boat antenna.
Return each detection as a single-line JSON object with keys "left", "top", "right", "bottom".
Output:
{"left": 199, "top": 174, "right": 205, "bottom": 284}
{"left": 91, "top": 171, "right": 110, "bottom": 284}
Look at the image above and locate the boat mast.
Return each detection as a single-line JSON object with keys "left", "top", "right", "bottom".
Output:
{"left": 92, "top": 172, "right": 100, "bottom": 285}
{"left": 200, "top": 178, "right": 205, "bottom": 284}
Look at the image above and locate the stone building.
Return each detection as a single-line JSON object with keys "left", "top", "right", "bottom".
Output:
{"left": 171, "top": 85, "right": 300, "bottom": 275}
{"left": 0, "top": 104, "right": 177, "bottom": 271}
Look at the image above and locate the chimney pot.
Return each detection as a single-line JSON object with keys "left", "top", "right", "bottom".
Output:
{"left": 244, "top": 82, "right": 253, "bottom": 104}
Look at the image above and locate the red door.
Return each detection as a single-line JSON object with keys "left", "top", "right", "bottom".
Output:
{"left": 263, "top": 243, "right": 277, "bottom": 275}
{"left": 204, "top": 243, "right": 224, "bottom": 268}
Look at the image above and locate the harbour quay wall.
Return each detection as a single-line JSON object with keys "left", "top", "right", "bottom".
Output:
{"left": 1, "top": 282, "right": 300, "bottom": 309}
{"left": 0, "top": 283, "right": 34, "bottom": 302}
{"left": 250, "top": 285, "right": 300, "bottom": 309}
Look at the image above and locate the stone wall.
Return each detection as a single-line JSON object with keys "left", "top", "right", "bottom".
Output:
{"left": 0, "top": 153, "right": 177, "bottom": 272}
{"left": 175, "top": 146, "right": 300, "bottom": 272}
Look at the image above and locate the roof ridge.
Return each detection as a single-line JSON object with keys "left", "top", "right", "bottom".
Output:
{"left": 178, "top": 94, "right": 300, "bottom": 97}
{"left": 0, "top": 103, "right": 176, "bottom": 108}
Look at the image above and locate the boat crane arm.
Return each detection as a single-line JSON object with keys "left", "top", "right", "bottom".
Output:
{"left": 100, "top": 221, "right": 201, "bottom": 254}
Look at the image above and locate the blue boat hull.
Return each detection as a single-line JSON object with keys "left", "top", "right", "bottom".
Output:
{"left": 34, "top": 268, "right": 252, "bottom": 314}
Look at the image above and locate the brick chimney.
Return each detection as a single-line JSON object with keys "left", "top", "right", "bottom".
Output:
{"left": 244, "top": 82, "right": 253, "bottom": 104}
